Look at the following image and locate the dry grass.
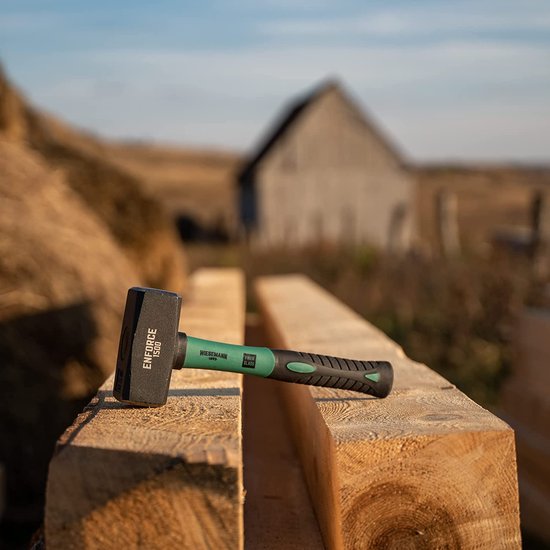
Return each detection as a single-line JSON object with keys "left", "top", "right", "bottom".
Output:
{"left": 188, "top": 243, "right": 546, "bottom": 407}
{"left": 415, "top": 165, "right": 550, "bottom": 253}
{"left": 106, "top": 142, "right": 240, "bottom": 188}
{"left": 105, "top": 142, "right": 242, "bottom": 231}
{"left": 0, "top": 64, "right": 190, "bottom": 547}
{"left": 0, "top": 139, "right": 143, "bottom": 544}
{"left": 0, "top": 64, "right": 188, "bottom": 293}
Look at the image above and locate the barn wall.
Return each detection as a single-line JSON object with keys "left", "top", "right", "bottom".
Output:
{"left": 253, "top": 87, "right": 415, "bottom": 249}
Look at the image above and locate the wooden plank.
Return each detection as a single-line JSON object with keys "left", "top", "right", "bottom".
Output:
{"left": 501, "top": 384, "right": 550, "bottom": 438}
{"left": 513, "top": 421, "right": 550, "bottom": 498}
{"left": 255, "top": 274, "right": 520, "bottom": 550}
{"left": 517, "top": 473, "right": 550, "bottom": 542}
{"left": 500, "top": 306, "right": 550, "bottom": 543}
{"left": 45, "top": 268, "right": 245, "bottom": 550}
{"left": 0, "top": 462, "right": 4, "bottom": 521}
{"left": 514, "top": 308, "right": 550, "bottom": 388}
{"left": 242, "top": 315, "right": 324, "bottom": 549}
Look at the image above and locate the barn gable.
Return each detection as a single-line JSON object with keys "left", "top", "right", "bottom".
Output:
{"left": 238, "top": 79, "right": 415, "bottom": 249}
{"left": 239, "top": 79, "right": 406, "bottom": 185}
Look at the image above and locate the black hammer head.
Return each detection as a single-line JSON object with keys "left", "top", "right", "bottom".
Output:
{"left": 114, "top": 287, "right": 182, "bottom": 407}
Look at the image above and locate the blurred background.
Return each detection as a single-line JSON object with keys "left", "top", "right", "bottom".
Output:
{"left": 1, "top": 1, "right": 549, "bottom": 548}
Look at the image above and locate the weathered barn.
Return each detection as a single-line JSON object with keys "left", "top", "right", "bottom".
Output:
{"left": 238, "top": 80, "right": 415, "bottom": 250}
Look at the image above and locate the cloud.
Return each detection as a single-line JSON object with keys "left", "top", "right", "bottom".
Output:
{"left": 4, "top": 0, "right": 549, "bottom": 162}
{"left": 0, "top": 12, "right": 64, "bottom": 33}
{"left": 259, "top": 2, "right": 550, "bottom": 38}
{"left": 236, "top": 0, "right": 337, "bottom": 9}
{"left": 24, "top": 38, "right": 548, "bottom": 162}
{"left": 83, "top": 40, "right": 550, "bottom": 98}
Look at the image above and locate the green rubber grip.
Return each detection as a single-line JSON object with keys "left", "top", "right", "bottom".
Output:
{"left": 181, "top": 335, "right": 276, "bottom": 377}
{"left": 179, "top": 335, "right": 392, "bottom": 398}
{"left": 268, "top": 349, "right": 393, "bottom": 398}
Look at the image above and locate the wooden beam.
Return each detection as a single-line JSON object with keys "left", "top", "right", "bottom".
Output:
{"left": 46, "top": 268, "right": 245, "bottom": 549}
{"left": 0, "top": 462, "right": 4, "bottom": 521}
{"left": 255, "top": 274, "right": 520, "bottom": 549}
{"left": 512, "top": 308, "right": 550, "bottom": 388}
{"left": 501, "top": 307, "right": 550, "bottom": 543}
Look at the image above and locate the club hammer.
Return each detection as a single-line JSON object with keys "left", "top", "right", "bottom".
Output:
{"left": 113, "top": 287, "right": 393, "bottom": 406}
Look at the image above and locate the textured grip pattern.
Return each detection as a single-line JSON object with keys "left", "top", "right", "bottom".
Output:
{"left": 270, "top": 349, "right": 393, "bottom": 398}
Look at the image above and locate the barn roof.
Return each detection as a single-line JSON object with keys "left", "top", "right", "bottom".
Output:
{"left": 238, "top": 79, "right": 405, "bottom": 183}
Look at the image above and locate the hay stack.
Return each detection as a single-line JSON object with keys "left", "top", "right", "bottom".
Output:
{"left": 0, "top": 64, "right": 189, "bottom": 545}
{"left": 0, "top": 64, "right": 187, "bottom": 293}
{"left": 0, "top": 139, "right": 143, "bottom": 538}
{"left": 0, "top": 67, "right": 29, "bottom": 141}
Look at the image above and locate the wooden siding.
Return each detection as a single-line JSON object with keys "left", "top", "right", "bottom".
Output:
{"left": 250, "top": 85, "right": 415, "bottom": 249}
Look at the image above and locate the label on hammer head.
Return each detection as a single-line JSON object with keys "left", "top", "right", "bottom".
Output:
{"left": 142, "top": 328, "right": 162, "bottom": 369}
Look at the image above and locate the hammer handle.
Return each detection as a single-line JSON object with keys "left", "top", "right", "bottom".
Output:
{"left": 269, "top": 350, "right": 392, "bottom": 398}
{"left": 179, "top": 335, "right": 392, "bottom": 398}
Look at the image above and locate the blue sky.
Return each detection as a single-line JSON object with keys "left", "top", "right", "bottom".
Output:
{"left": 1, "top": 0, "right": 549, "bottom": 162}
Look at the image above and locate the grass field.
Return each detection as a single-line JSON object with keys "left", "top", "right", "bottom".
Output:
{"left": 188, "top": 243, "right": 546, "bottom": 408}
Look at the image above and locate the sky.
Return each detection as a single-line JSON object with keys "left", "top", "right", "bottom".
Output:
{"left": 1, "top": 0, "right": 549, "bottom": 163}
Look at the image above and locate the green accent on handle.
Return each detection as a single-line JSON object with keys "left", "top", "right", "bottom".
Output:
{"left": 183, "top": 336, "right": 276, "bottom": 377}
{"left": 286, "top": 362, "right": 317, "bottom": 374}
{"left": 364, "top": 372, "right": 381, "bottom": 382}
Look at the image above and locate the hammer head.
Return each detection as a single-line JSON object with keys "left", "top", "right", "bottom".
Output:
{"left": 114, "top": 287, "right": 182, "bottom": 407}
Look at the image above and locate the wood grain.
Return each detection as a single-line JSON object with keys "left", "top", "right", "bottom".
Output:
{"left": 255, "top": 274, "right": 521, "bottom": 549}
{"left": 45, "top": 268, "right": 245, "bottom": 549}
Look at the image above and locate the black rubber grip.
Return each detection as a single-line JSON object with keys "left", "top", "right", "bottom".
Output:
{"left": 269, "top": 350, "right": 393, "bottom": 398}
